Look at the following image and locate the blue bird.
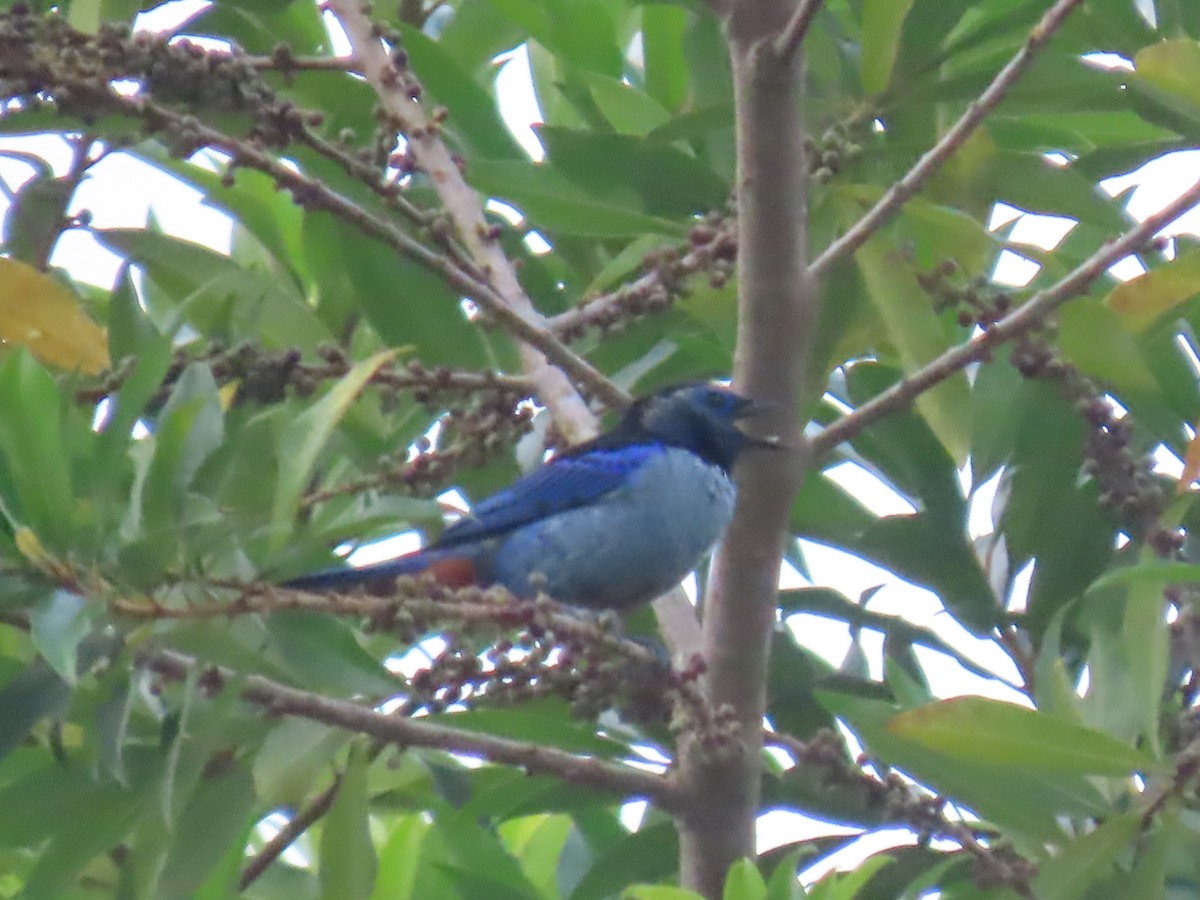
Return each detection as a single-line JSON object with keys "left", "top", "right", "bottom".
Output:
{"left": 285, "top": 382, "right": 770, "bottom": 610}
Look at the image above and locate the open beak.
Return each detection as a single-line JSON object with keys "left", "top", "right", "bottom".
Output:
{"left": 733, "top": 396, "right": 787, "bottom": 449}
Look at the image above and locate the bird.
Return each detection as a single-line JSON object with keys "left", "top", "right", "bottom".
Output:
{"left": 285, "top": 382, "right": 772, "bottom": 610}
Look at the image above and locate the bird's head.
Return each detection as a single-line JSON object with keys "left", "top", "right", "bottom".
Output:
{"left": 631, "top": 382, "right": 776, "bottom": 472}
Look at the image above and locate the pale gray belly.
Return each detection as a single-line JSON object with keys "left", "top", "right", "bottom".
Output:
{"left": 492, "top": 449, "right": 737, "bottom": 610}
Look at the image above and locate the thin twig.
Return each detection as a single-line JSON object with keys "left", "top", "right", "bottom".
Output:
{"left": 810, "top": 171, "right": 1200, "bottom": 458}
{"left": 810, "top": 0, "right": 1085, "bottom": 277}
{"left": 547, "top": 221, "right": 736, "bottom": 338}
{"left": 243, "top": 54, "right": 361, "bottom": 72}
{"left": 766, "top": 731, "right": 1036, "bottom": 896}
{"left": 775, "top": 0, "right": 825, "bottom": 65}
{"left": 141, "top": 647, "right": 682, "bottom": 809}
{"left": 239, "top": 775, "right": 342, "bottom": 889}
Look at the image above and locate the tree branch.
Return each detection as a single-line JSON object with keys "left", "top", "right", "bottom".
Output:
{"left": 239, "top": 775, "right": 342, "bottom": 889}
{"left": 767, "top": 731, "right": 1036, "bottom": 896}
{"left": 547, "top": 218, "right": 737, "bottom": 339}
{"left": 810, "top": 0, "right": 1085, "bottom": 277}
{"left": 141, "top": 647, "right": 682, "bottom": 810}
{"left": 677, "top": 12, "right": 815, "bottom": 894}
{"left": 810, "top": 171, "right": 1200, "bottom": 458}
{"left": 326, "top": 0, "right": 621, "bottom": 433}
{"left": 774, "top": 0, "right": 825, "bottom": 66}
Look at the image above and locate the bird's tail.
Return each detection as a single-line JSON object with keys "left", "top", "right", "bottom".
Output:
{"left": 283, "top": 549, "right": 480, "bottom": 592}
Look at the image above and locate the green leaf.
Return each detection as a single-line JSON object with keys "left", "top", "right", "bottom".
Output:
{"left": 764, "top": 850, "right": 807, "bottom": 900}
{"left": 158, "top": 763, "right": 257, "bottom": 898}
{"left": 642, "top": 4, "right": 688, "bottom": 111}
{"left": 498, "top": 813, "right": 571, "bottom": 898}
{"left": 470, "top": 159, "right": 686, "bottom": 236}
{"left": 541, "top": 0, "right": 622, "bottom": 76}
{"left": 0, "top": 660, "right": 70, "bottom": 760}
{"left": 437, "top": 804, "right": 545, "bottom": 900}
{"left": 624, "top": 888, "right": 706, "bottom": 900}
{"left": 320, "top": 745, "right": 376, "bottom": 900}
{"left": 818, "top": 691, "right": 1110, "bottom": 840}
{"left": 142, "top": 362, "right": 225, "bottom": 534}
{"left": 571, "top": 821, "right": 678, "bottom": 900}
{"left": 1057, "top": 297, "right": 1159, "bottom": 394}
{"left": 887, "top": 696, "right": 1158, "bottom": 774}
{"left": 860, "top": 0, "right": 915, "bottom": 93}
{"left": 723, "top": 858, "right": 767, "bottom": 900}
{"left": 300, "top": 210, "right": 497, "bottom": 367}
{"left": 807, "top": 855, "right": 894, "bottom": 900}
{"left": 1089, "top": 560, "right": 1200, "bottom": 593}
{"left": 1134, "top": 39, "right": 1200, "bottom": 109}
{"left": 29, "top": 589, "right": 89, "bottom": 685}
{"left": 0, "top": 351, "right": 74, "bottom": 547}
{"left": 989, "top": 152, "right": 1131, "bottom": 230}
{"left": 135, "top": 149, "right": 310, "bottom": 288}
{"left": 270, "top": 349, "right": 394, "bottom": 548}
{"left": 1106, "top": 248, "right": 1200, "bottom": 332}
{"left": 1032, "top": 811, "right": 1143, "bottom": 900}
{"left": 371, "top": 814, "right": 429, "bottom": 900}
{"left": 854, "top": 237, "right": 971, "bottom": 463}
{"left": 2, "top": 749, "right": 159, "bottom": 895}
{"left": 254, "top": 718, "right": 350, "bottom": 806}
{"left": 95, "top": 228, "right": 327, "bottom": 348}
{"left": 1122, "top": 559, "right": 1170, "bottom": 754}
{"left": 580, "top": 73, "right": 672, "bottom": 135}
{"left": 538, "top": 126, "right": 728, "bottom": 218}
{"left": 266, "top": 611, "right": 398, "bottom": 695}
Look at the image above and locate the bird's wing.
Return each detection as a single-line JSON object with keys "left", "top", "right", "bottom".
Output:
{"left": 437, "top": 442, "right": 664, "bottom": 546}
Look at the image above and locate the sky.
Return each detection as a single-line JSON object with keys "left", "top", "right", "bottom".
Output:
{"left": 2, "top": 0, "right": 1200, "bottom": 887}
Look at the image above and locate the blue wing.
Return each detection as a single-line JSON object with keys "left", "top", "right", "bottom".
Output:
{"left": 436, "top": 442, "right": 665, "bottom": 547}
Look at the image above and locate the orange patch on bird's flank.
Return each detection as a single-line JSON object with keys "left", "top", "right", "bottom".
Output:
{"left": 427, "top": 556, "right": 478, "bottom": 587}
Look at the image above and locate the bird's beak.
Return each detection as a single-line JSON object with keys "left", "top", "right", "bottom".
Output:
{"left": 733, "top": 396, "right": 787, "bottom": 449}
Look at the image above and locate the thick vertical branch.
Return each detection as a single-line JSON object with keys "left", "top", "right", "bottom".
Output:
{"left": 676, "top": 10, "right": 813, "bottom": 896}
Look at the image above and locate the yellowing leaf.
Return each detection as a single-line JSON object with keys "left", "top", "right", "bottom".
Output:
{"left": 218, "top": 380, "right": 240, "bottom": 411}
{"left": 1180, "top": 422, "right": 1200, "bottom": 493}
{"left": 0, "top": 258, "right": 108, "bottom": 373}
{"left": 1134, "top": 39, "right": 1200, "bottom": 108}
{"left": 14, "top": 526, "right": 68, "bottom": 579}
{"left": 1106, "top": 249, "right": 1200, "bottom": 331}
{"left": 14, "top": 526, "right": 50, "bottom": 567}
{"left": 1058, "top": 298, "right": 1157, "bottom": 392}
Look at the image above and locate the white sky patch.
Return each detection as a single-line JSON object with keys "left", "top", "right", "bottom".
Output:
{"left": 967, "top": 468, "right": 1002, "bottom": 540}
{"left": 134, "top": 0, "right": 209, "bottom": 34}
{"left": 992, "top": 250, "right": 1041, "bottom": 287}
{"left": 1153, "top": 443, "right": 1184, "bottom": 481}
{"left": 495, "top": 46, "right": 545, "bottom": 161}
{"left": 1006, "top": 559, "right": 1034, "bottom": 614}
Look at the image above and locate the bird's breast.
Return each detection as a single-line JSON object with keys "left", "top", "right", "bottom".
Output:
{"left": 492, "top": 447, "right": 736, "bottom": 609}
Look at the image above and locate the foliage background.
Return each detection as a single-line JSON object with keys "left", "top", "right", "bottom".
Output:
{"left": 0, "top": 0, "right": 1199, "bottom": 898}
